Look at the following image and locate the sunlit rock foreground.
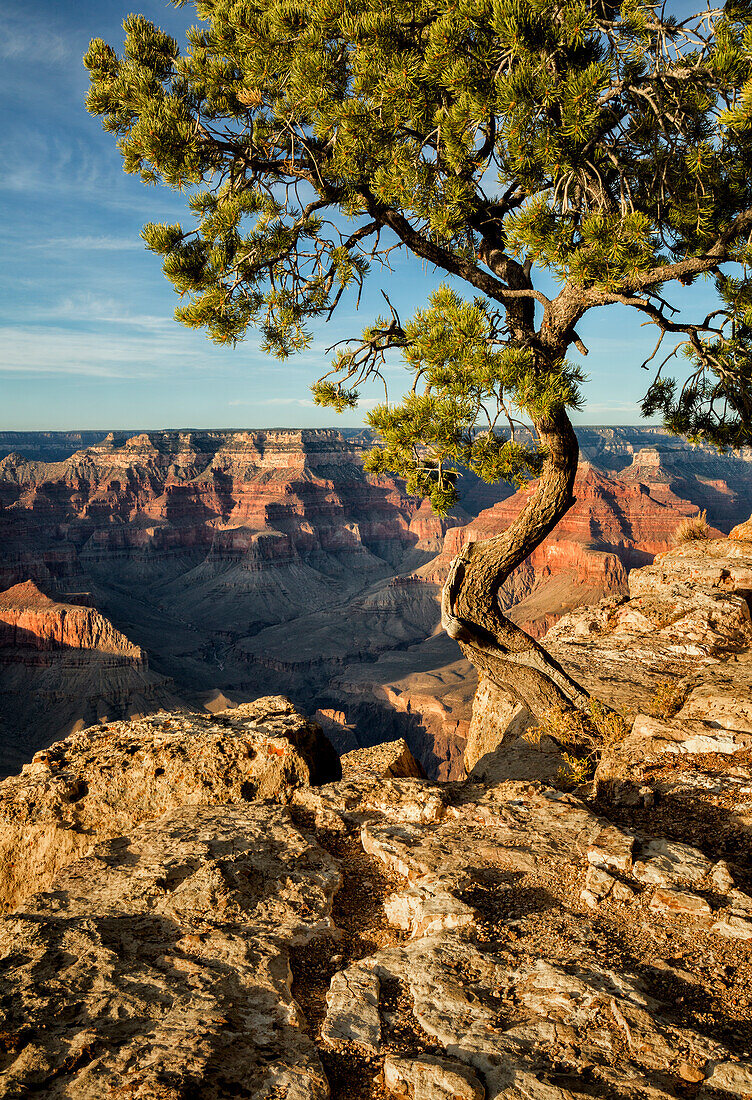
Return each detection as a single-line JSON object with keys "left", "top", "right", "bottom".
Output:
{"left": 4, "top": 533, "right": 752, "bottom": 1097}
{"left": 0, "top": 696, "right": 340, "bottom": 916}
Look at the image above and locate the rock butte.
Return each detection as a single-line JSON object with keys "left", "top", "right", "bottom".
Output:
{"left": 3, "top": 528, "right": 752, "bottom": 1097}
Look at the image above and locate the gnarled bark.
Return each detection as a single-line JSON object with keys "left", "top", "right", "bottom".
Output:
{"left": 441, "top": 405, "right": 590, "bottom": 716}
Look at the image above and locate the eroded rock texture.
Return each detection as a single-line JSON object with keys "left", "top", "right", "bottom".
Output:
{"left": 0, "top": 696, "right": 339, "bottom": 914}
{"left": 2, "top": 663, "right": 752, "bottom": 1098}
{"left": 295, "top": 771, "right": 752, "bottom": 1099}
{"left": 0, "top": 803, "right": 339, "bottom": 1099}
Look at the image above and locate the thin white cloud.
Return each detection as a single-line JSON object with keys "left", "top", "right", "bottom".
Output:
{"left": 0, "top": 132, "right": 111, "bottom": 198}
{"left": 43, "top": 293, "right": 175, "bottom": 333}
{"left": 228, "top": 395, "right": 381, "bottom": 409}
{"left": 229, "top": 397, "right": 317, "bottom": 408}
{"left": 32, "top": 236, "right": 143, "bottom": 252}
{"left": 0, "top": 323, "right": 224, "bottom": 379}
{"left": 579, "top": 401, "right": 646, "bottom": 413}
{"left": 0, "top": 10, "right": 74, "bottom": 65}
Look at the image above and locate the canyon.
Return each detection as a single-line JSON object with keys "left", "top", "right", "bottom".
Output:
{"left": 2, "top": 426, "right": 752, "bottom": 778}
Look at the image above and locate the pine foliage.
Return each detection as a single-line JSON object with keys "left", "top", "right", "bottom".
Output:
{"left": 86, "top": 0, "right": 752, "bottom": 507}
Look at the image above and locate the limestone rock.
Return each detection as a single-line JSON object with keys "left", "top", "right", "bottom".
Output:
{"left": 0, "top": 696, "right": 340, "bottom": 914}
{"left": 322, "top": 964, "right": 381, "bottom": 1052}
{"left": 711, "top": 915, "right": 752, "bottom": 940}
{"left": 463, "top": 677, "right": 536, "bottom": 774}
{"left": 325, "top": 936, "right": 737, "bottom": 1100}
{"left": 0, "top": 802, "right": 339, "bottom": 1098}
{"left": 628, "top": 538, "right": 752, "bottom": 600}
{"left": 649, "top": 886, "right": 713, "bottom": 922}
{"left": 5, "top": 737, "right": 752, "bottom": 1098}
{"left": 585, "top": 823, "right": 635, "bottom": 872}
{"left": 678, "top": 680, "right": 752, "bottom": 733}
{"left": 633, "top": 838, "right": 713, "bottom": 887}
{"left": 711, "top": 860, "right": 736, "bottom": 892}
{"left": 702, "top": 1060, "right": 752, "bottom": 1095}
{"left": 383, "top": 875, "right": 475, "bottom": 938}
{"left": 340, "top": 738, "right": 426, "bottom": 779}
{"left": 580, "top": 864, "right": 616, "bottom": 908}
{"left": 383, "top": 1054, "right": 485, "bottom": 1100}
{"left": 546, "top": 545, "right": 752, "bottom": 718}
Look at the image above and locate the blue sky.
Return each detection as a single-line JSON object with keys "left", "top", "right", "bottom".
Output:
{"left": 0, "top": 0, "right": 719, "bottom": 430}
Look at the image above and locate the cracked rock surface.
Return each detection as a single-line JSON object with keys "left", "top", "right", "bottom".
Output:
{"left": 0, "top": 802, "right": 340, "bottom": 1098}
{"left": 3, "top": 745, "right": 752, "bottom": 1098}
{"left": 295, "top": 771, "right": 752, "bottom": 1099}
{"left": 0, "top": 695, "right": 340, "bottom": 914}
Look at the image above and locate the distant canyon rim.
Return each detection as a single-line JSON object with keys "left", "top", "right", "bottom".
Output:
{"left": 2, "top": 424, "right": 752, "bottom": 780}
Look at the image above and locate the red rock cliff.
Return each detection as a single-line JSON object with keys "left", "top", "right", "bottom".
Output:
{"left": 421, "top": 464, "right": 720, "bottom": 637}
{"left": 0, "top": 581, "right": 144, "bottom": 660}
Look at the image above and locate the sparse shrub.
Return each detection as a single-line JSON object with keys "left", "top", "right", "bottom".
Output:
{"left": 524, "top": 705, "right": 588, "bottom": 748}
{"left": 673, "top": 510, "right": 711, "bottom": 544}
{"left": 588, "top": 698, "right": 629, "bottom": 749}
{"left": 649, "top": 678, "right": 691, "bottom": 719}
{"left": 557, "top": 753, "right": 596, "bottom": 789}
{"left": 522, "top": 723, "right": 543, "bottom": 745}
{"left": 527, "top": 699, "right": 629, "bottom": 790}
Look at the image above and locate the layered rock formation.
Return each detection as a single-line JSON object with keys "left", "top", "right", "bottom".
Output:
{"left": 4, "top": 427, "right": 752, "bottom": 782}
{"left": 546, "top": 530, "right": 752, "bottom": 718}
{"left": 0, "top": 430, "right": 109, "bottom": 463}
{"left": 0, "top": 581, "right": 180, "bottom": 776}
{"left": 0, "top": 580, "right": 143, "bottom": 656}
{"left": 0, "top": 430, "right": 462, "bottom": 773}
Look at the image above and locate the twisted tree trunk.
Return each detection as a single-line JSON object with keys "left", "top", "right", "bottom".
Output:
{"left": 441, "top": 404, "right": 590, "bottom": 717}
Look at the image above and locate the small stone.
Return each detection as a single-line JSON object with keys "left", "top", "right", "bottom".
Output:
{"left": 340, "top": 740, "right": 426, "bottom": 780}
{"left": 585, "top": 824, "right": 635, "bottom": 873}
{"left": 711, "top": 860, "right": 735, "bottom": 894}
{"left": 612, "top": 880, "right": 636, "bottom": 903}
{"left": 634, "top": 838, "right": 712, "bottom": 888}
{"left": 649, "top": 887, "right": 713, "bottom": 921}
{"left": 580, "top": 865, "right": 615, "bottom": 908}
{"left": 729, "top": 888, "right": 752, "bottom": 912}
{"left": 678, "top": 1063, "right": 705, "bottom": 1083}
{"left": 384, "top": 882, "right": 474, "bottom": 938}
{"left": 639, "top": 785, "right": 655, "bottom": 808}
{"left": 704, "top": 1059, "right": 752, "bottom": 1095}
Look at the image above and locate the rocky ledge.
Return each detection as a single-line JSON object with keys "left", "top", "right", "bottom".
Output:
{"left": 3, "top": 533, "right": 752, "bottom": 1098}
{"left": 0, "top": 696, "right": 340, "bottom": 915}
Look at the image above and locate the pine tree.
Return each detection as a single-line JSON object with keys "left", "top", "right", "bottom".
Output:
{"left": 86, "top": 0, "right": 752, "bottom": 719}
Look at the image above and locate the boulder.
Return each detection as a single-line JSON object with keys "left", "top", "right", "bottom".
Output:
{"left": 0, "top": 696, "right": 340, "bottom": 914}
{"left": 340, "top": 738, "right": 426, "bottom": 779}
{"left": 462, "top": 676, "right": 537, "bottom": 775}
{"left": 383, "top": 1055, "right": 485, "bottom": 1100}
